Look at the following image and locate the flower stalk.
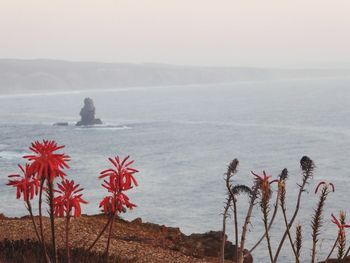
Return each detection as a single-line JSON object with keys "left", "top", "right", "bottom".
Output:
{"left": 54, "top": 179, "right": 87, "bottom": 263}
{"left": 24, "top": 140, "right": 70, "bottom": 262}
{"left": 280, "top": 179, "right": 300, "bottom": 263}
{"left": 221, "top": 195, "right": 232, "bottom": 263}
{"left": 295, "top": 224, "right": 302, "bottom": 261}
{"left": 105, "top": 212, "right": 116, "bottom": 260}
{"left": 65, "top": 214, "right": 71, "bottom": 263}
{"left": 311, "top": 182, "right": 334, "bottom": 263}
{"left": 88, "top": 156, "right": 138, "bottom": 258}
{"left": 252, "top": 170, "right": 279, "bottom": 263}
{"left": 333, "top": 211, "right": 349, "bottom": 260}
{"left": 239, "top": 181, "right": 259, "bottom": 263}
{"left": 274, "top": 156, "right": 314, "bottom": 262}
{"left": 47, "top": 178, "right": 57, "bottom": 263}
{"left": 25, "top": 199, "right": 41, "bottom": 243}
{"left": 87, "top": 216, "right": 113, "bottom": 252}
{"left": 225, "top": 159, "right": 239, "bottom": 263}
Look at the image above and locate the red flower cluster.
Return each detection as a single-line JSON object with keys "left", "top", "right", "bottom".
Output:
{"left": 7, "top": 164, "right": 40, "bottom": 201}
{"left": 99, "top": 156, "right": 138, "bottom": 214}
{"left": 24, "top": 140, "right": 70, "bottom": 181}
{"left": 7, "top": 140, "right": 72, "bottom": 204}
{"left": 54, "top": 179, "right": 88, "bottom": 218}
{"left": 6, "top": 140, "right": 141, "bottom": 262}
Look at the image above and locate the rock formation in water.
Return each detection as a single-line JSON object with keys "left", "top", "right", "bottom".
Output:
{"left": 76, "top": 97, "right": 102, "bottom": 126}
{"left": 53, "top": 122, "right": 68, "bottom": 126}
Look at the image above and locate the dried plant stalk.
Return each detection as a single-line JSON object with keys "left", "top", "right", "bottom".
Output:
{"left": 337, "top": 229, "right": 346, "bottom": 260}
{"left": 344, "top": 246, "right": 350, "bottom": 260}
{"left": 325, "top": 236, "right": 338, "bottom": 262}
{"left": 249, "top": 169, "right": 288, "bottom": 254}
{"left": 239, "top": 182, "right": 259, "bottom": 263}
{"left": 330, "top": 212, "right": 350, "bottom": 262}
{"left": 221, "top": 196, "right": 232, "bottom": 263}
{"left": 225, "top": 159, "right": 239, "bottom": 263}
{"left": 338, "top": 211, "right": 347, "bottom": 260}
{"left": 274, "top": 156, "right": 314, "bottom": 262}
{"left": 295, "top": 224, "right": 302, "bottom": 260}
{"left": 261, "top": 190, "right": 274, "bottom": 263}
{"left": 280, "top": 179, "right": 300, "bottom": 263}
{"left": 311, "top": 185, "right": 331, "bottom": 263}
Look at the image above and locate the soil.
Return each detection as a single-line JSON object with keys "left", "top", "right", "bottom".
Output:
{"left": 0, "top": 214, "right": 235, "bottom": 263}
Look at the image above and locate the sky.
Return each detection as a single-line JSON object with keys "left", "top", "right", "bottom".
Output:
{"left": 1, "top": 0, "right": 350, "bottom": 68}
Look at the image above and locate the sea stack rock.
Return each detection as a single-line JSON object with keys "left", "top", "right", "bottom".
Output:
{"left": 76, "top": 97, "right": 102, "bottom": 126}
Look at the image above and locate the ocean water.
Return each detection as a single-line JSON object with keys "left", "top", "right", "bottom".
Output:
{"left": 1, "top": 78, "right": 350, "bottom": 262}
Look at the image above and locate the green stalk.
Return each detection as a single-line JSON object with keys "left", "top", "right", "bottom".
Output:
{"left": 47, "top": 179, "right": 57, "bottom": 263}
{"left": 25, "top": 198, "right": 41, "bottom": 243}
{"left": 65, "top": 214, "right": 71, "bottom": 263}
{"left": 105, "top": 212, "right": 116, "bottom": 262}
{"left": 87, "top": 215, "right": 113, "bottom": 252}
{"left": 38, "top": 179, "right": 50, "bottom": 262}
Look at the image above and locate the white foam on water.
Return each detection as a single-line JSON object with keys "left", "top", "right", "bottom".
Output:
{"left": 75, "top": 124, "right": 131, "bottom": 131}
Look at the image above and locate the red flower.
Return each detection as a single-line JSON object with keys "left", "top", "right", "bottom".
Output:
{"left": 251, "top": 170, "right": 279, "bottom": 199}
{"left": 99, "top": 192, "right": 136, "bottom": 214}
{"left": 99, "top": 156, "right": 138, "bottom": 215}
{"left": 54, "top": 179, "right": 88, "bottom": 217}
{"left": 331, "top": 214, "right": 350, "bottom": 230}
{"left": 7, "top": 164, "right": 40, "bottom": 201}
{"left": 99, "top": 156, "right": 138, "bottom": 189}
{"left": 251, "top": 170, "right": 279, "bottom": 184}
{"left": 24, "top": 140, "right": 70, "bottom": 181}
{"left": 315, "top": 181, "right": 335, "bottom": 194}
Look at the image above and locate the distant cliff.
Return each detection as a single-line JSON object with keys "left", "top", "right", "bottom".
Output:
{"left": 1, "top": 59, "right": 350, "bottom": 95}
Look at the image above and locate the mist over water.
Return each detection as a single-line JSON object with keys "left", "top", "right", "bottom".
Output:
{"left": 1, "top": 78, "right": 350, "bottom": 262}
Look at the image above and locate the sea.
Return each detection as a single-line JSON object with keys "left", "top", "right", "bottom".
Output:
{"left": 1, "top": 77, "right": 350, "bottom": 262}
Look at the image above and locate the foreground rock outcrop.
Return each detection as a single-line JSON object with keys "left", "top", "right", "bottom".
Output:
{"left": 0, "top": 214, "right": 239, "bottom": 263}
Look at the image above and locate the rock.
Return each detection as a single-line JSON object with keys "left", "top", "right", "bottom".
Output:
{"left": 183, "top": 231, "right": 252, "bottom": 262}
{"left": 53, "top": 122, "right": 68, "bottom": 126}
{"left": 76, "top": 98, "right": 103, "bottom": 126}
{"left": 131, "top": 217, "right": 143, "bottom": 225}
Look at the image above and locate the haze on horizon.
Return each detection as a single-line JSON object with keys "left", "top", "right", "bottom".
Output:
{"left": 1, "top": 0, "right": 350, "bottom": 69}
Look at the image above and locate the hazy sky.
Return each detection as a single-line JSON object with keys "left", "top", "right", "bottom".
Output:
{"left": 1, "top": 0, "right": 350, "bottom": 68}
